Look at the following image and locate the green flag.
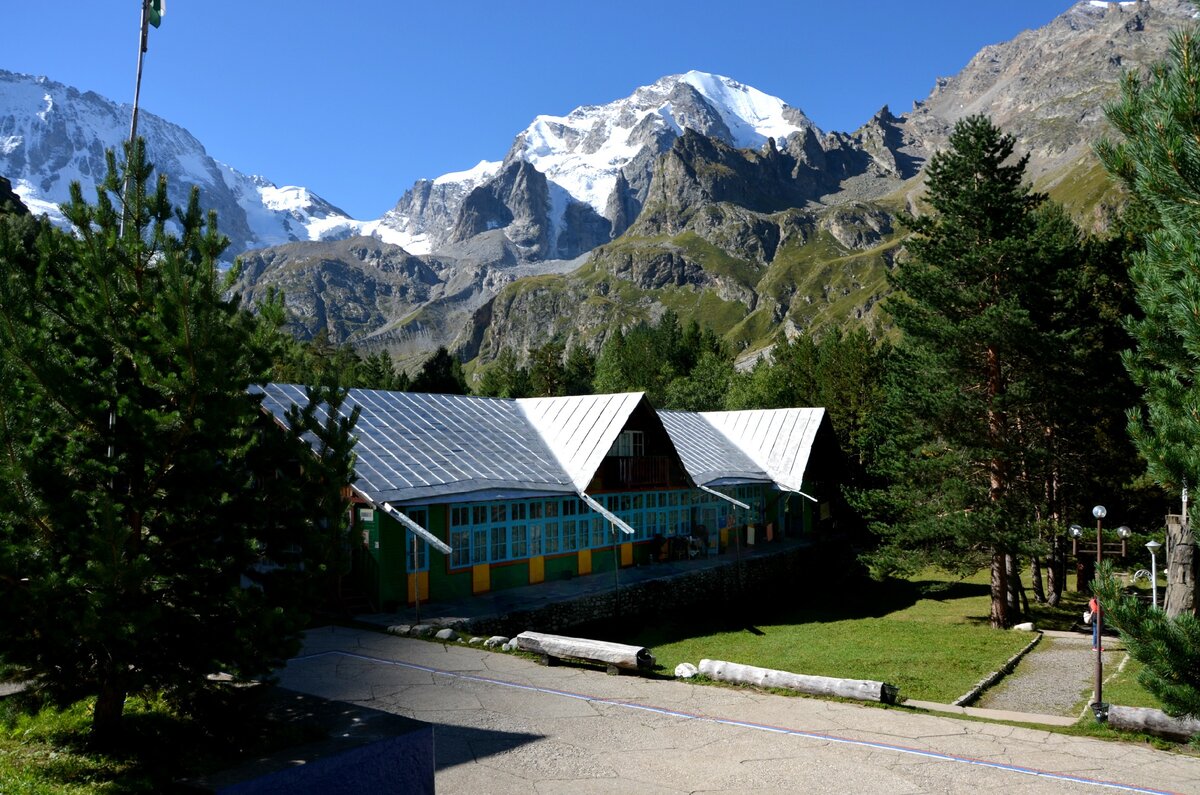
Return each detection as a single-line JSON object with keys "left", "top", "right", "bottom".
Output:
{"left": 148, "top": 0, "right": 165, "bottom": 28}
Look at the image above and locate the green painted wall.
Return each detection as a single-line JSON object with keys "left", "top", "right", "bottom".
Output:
{"left": 490, "top": 563, "right": 529, "bottom": 592}
{"left": 544, "top": 554, "right": 577, "bottom": 582}
{"left": 378, "top": 515, "right": 408, "bottom": 608}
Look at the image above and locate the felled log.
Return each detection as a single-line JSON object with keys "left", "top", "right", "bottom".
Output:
{"left": 1107, "top": 705, "right": 1200, "bottom": 742}
{"left": 514, "top": 631, "right": 655, "bottom": 675}
{"left": 699, "top": 659, "right": 899, "bottom": 704}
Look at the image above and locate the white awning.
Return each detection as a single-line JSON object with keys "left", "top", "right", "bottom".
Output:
{"left": 578, "top": 492, "right": 635, "bottom": 536}
{"left": 381, "top": 501, "right": 453, "bottom": 554}
{"left": 698, "top": 484, "right": 750, "bottom": 510}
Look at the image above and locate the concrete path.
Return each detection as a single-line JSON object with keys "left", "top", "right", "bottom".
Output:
{"left": 280, "top": 627, "right": 1200, "bottom": 794}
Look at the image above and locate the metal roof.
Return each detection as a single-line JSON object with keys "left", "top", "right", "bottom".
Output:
{"left": 255, "top": 384, "right": 574, "bottom": 505}
{"left": 657, "top": 410, "right": 771, "bottom": 486}
{"left": 699, "top": 408, "right": 826, "bottom": 493}
{"left": 517, "top": 392, "right": 646, "bottom": 492}
{"left": 254, "top": 385, "right": 827, "bottom": 507}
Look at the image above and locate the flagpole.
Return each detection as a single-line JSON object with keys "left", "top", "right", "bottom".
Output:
{"left": 114, "top": 0, "right": 151, "bottom": 470}
{"left": 129, "top": 0, "right": 151, "bottom": 146}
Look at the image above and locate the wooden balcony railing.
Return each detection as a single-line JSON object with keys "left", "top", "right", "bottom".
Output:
{"left": 600, "top": 456, "right": 671, "bottom": 489}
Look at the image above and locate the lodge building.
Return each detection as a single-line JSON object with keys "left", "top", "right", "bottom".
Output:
{"left": 256, "top": 384, "right": 842, "bottom": 611}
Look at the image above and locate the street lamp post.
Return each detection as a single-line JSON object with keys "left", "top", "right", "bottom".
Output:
{"left": 1070, "top": 506, "right": 1130, "bottom": 721}
{"left": 1146, "top": 540, "right": 1162, "bottom": 609}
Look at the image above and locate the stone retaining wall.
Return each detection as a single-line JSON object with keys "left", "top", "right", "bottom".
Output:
{"left": 459, "top": 544, "right": 820, "bottom": 637}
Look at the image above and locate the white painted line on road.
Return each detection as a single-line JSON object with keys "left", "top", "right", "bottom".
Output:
{"left": 290, "top": 650, "right": 1181, "bottom": 795}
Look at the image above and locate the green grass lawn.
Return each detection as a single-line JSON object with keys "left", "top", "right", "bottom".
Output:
{"left": 0, "top": 689, "right": 324, "bottom": 794}
{"left": 614, "top": 571, "right": 1040, "bottom": 704}
{"left": 613, "top": 567, "right": 1167, "bottom": 706}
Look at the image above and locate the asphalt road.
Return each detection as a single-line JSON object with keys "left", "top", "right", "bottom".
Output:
{"left": 279, "top": 627, "right": 1200, "bottom": 794}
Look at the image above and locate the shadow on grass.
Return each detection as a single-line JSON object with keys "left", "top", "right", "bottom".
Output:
{"left": 571, "top": 574, "right": 997, "bottom": 653}
{"left": 0, "top": 686, "right": 327, "bottom": 793}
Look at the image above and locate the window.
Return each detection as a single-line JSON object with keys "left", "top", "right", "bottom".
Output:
{"left": 606, "top": 429, "right": 645, "bottom": 457}
{"left": 543, "top": 500, "right": 561, "bottom": 554}
{"left": 472, "top": 527, "right": 488, "bottom": 564}
{"left": 563, "top": 519, "right": 578, "bottom": 551}
{"left": 490, "top": 525, "right": 508, "bottom": 562}
{"left": 450, "top": 529, "right": 470, "bottom": 567}
{"left": 511, "top": 524, "right": 528, "bottom": 558}
{"left": 530, "top": 523, "right": 543, "bottom": 557}
{"left": 402, "top": 508, "right": 431, "bottom": 571}
{"left": 406, "top": 531, "right": 429, "bottom": 571}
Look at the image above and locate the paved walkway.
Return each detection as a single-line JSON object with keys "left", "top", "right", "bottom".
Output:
{"left": 280, "top": 627, "right": 1200, "bottom": 794}
{"left": 976, "top": 631, "right": 1124, "bottom": 719}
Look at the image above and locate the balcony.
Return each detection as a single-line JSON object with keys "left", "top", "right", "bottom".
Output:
{"left": 599, "top": 455, "right": 671, "bottom": 489}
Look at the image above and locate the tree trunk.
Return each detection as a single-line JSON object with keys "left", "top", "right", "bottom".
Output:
{"left": 515, "top": 631, "right": 655, "bottom": 671}
{"left": 990, "top": 549, "right": 1010, "bottom": 628}
{"left": 1046, "top": 535, "right": 1064, "bottom": 606}
{"left": 91, "top": 678, "right": 127, "bottom": 746}
{"left": 1164, "top": 521, "right": 1197, "bottom": 618}
{"left": 1006, "top": 553, "right": 1027, "bottom": 619}
{"left": 699, "top": 659, "right": 898, "bottom": 704}
{"left": 1030, "top": 554, "right": 1046, "bottom": 603}
{"left": 1107, "top": 705, "right": 1200, "bottom": 742}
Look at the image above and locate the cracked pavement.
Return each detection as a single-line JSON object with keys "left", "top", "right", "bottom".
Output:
{"left": 279, "top": 627, "right": 1200, "bottom": 794}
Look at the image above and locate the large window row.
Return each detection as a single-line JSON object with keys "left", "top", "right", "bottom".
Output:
{"left": 441, "top": 488, "right": 767, "bottom": 569}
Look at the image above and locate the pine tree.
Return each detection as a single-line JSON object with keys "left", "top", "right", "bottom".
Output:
{"left": 476, "top": 347, "right": 531, "bottom": 398}
{"left": 562, "top": 344, "right": 596, "bottom": 396}
{"left": 1096, "top": 561, "right": 1200, "bottom": 719}
{"left": 869, "top": 115, "right": 1052, "bottom": 628}
{"left": 0, "top": 141, "right": 356, "bottom": 741}
{"left": 1098, "top": 27, "right": 1200, "bottom": 617}
{"left": 529, "top": 339, "right": 568, "bottom": 397}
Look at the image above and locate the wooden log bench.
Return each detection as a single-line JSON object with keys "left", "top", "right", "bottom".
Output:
{"left": 699, "top": 658, "right": 899, "bottom": 704}
{"left": 514, "top": 631, "right": 656, "bottom": 676}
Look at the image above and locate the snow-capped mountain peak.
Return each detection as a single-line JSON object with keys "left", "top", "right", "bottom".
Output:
{"left": 0, "top": 69, "right": 364, "bottom": 256}
{"left": 507, "top": 70, "right": 817, "bottom": 216}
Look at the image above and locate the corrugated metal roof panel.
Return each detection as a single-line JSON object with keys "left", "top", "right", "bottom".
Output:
{"left": 657, "top": 410, "right": 770, "bottom": 486}
{"left": 517, "top": 393, "right": 645, "bottom": 492}
{"left": 699, "top": 408, "right": 826, "bottom": 492}
{"left": 255, "top": 384, "right": 574, "bottom": 504}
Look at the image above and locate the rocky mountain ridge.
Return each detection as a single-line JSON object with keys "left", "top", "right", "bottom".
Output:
{"left": 0, "top": 69, "right": 378, "bottom": 255}
{"left": 5, "top": 0, "right": 1195, "bottom": 372}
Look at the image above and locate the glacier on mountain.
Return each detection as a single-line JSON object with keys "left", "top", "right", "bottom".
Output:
{"left": 1, "top": 67, "right": 816, "bottom": 261}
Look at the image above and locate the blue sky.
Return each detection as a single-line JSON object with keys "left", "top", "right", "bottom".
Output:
{"left": 7, "top": 1, "right": 1073, "bottom": 219}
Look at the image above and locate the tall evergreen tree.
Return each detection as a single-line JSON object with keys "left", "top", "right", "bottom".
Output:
{"left": 1098, "top": 27, "right": 1200, "bottom": 617}
{"left": 476, "top": 347, "right": 531, "bottom": 398}
{"left": 562, "top": 343, "right": 597, "bottom": 396}
{"left": 410, "top": 346, "right": 469, "bottom": 394}
{"left": 0, "top": 142, "right": 356, "bottom": 740}
{"left": 868, "top": 115, "right": 1053, "bottom": 628}
{"left": 529, "top": 338, "right": 569, "bottom": 397}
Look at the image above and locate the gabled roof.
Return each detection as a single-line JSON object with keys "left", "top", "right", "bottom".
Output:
{"left": 517, "top": 392, "right": 647, "bottom": 492}
{"left": 255, "top": 384, "right": 574, "bottom": 505}
{"left": 255, "top": 384, "right": 830, "bottom": 507}
{"left": 657, "top": 410, "right": 771, "bottom": 486}
{"left": 699, "top": 408, "right": 826, "bottom": 493}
